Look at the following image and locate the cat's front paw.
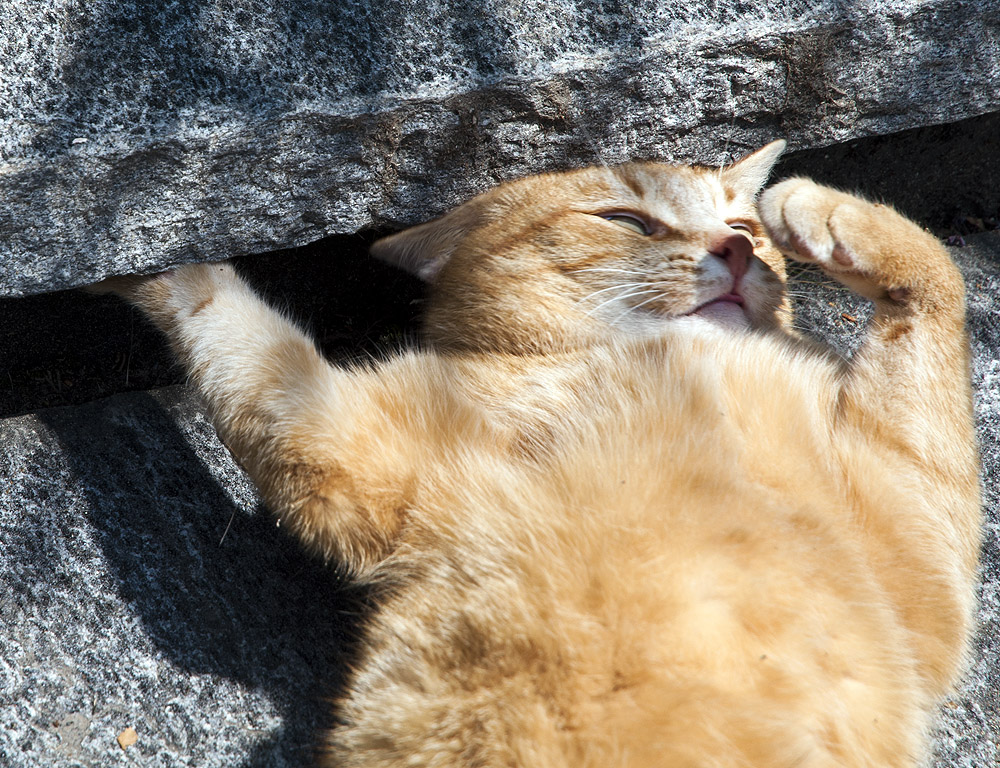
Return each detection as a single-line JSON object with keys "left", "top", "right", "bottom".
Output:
{"left": 86, "top": 263, "right": 241, "bottom": 326}
{"left": 757, "top": 179, "right": 866, "bottom": 272}
{"left": 82, "top": 273, "right": 162, "bottom": 299}
{"left": 132, "top": 262, "right": 239, "bottom": 318}
{"left": 757, "top": 179, "right": 947, "bottom": 305}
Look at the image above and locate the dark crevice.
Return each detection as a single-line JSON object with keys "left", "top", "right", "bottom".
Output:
{"left": 0, "top": 232, "right": 425, "bottom": 418}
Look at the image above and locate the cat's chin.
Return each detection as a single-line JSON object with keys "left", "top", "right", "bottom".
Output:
{"left": 691, "top": 299, "right": 750, "bottom": 330}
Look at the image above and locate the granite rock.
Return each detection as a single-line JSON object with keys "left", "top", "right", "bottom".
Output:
{"left": 0, "top": 387, "right": 362, "bottom": 767}
{"left": 1, "top": 232, "right": 999, "bottom": 766}
{"left": 2, "top": 0, "right": 999, "bottom": 296}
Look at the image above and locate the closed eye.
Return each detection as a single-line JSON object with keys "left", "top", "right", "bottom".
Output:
{"left": 600, "top": 212, "right": 651, "bottom": 236}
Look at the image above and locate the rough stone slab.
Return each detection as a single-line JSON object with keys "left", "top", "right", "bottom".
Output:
{"left": 2, "top": 233, "right": 1000, "bottom": 766}
{"left": 0, "top": 386, "right": 362, "bottom": 767}
{"left": 2, "top": 0, "right": 999, "bottom": 296}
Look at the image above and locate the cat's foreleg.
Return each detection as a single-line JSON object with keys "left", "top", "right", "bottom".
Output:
{"left": 98, "top": 263, "right": 417, "bottom": 573}
{"left": 758, "top": 180, "right": 980, "bottom": 565}
{"left": 759, "top": 179, "right": 982, "bottom": 696}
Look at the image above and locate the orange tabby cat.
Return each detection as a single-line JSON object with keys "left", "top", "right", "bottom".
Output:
{"left": 100, "top": 141, "right": 981, "bottom": 767}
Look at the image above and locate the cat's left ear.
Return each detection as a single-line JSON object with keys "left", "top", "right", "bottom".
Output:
{"left": 721, "top": 140, "right": 787, "bottom": 200}
{"left": 370, "top": 204, "right": 480, "bottom": 283}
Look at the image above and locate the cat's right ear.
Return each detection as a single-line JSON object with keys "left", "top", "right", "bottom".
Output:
{"left": 722, "top": 140, "right": 787, "bottom": 201}
{"left": 370, "top": 206, "right": 479, "bottom": 283}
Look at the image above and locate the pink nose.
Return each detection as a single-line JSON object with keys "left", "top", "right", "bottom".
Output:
{"left": 709, "top": 232, "right": 753, "bottom": 283}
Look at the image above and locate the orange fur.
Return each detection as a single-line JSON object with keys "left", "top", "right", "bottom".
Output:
{"left": 107, "top": 141, "right": 980, "bottom": 767}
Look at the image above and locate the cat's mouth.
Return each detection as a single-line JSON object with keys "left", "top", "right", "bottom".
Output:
{"left": 688, "top": 294, "right": 750, "bottom": 329}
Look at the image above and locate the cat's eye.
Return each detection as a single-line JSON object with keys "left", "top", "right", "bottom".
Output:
{"left": 601, "top": 213, "right": 650, "bottom": 236}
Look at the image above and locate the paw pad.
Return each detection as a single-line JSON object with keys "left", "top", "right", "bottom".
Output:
{"left": 831, "top": 245, "right": 854, "bottom": 268}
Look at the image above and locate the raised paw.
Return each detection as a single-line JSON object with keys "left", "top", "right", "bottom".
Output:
{"left": 84, "top": 262, "right": 242, "bottom": 334}
{"left": 757, "top": 178, "right": 957, "bottom": 307}
{"left": 81, "top": 272, "right": 161, "bottom": 298}
{"left": 758, "top": 179, "right": 869, "bottom": 272}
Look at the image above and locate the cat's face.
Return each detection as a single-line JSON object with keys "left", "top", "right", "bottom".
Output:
{"left": 373, "top": 142, "right": 788, "bottom": 353}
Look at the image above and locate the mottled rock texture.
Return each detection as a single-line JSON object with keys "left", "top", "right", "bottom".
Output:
{"left": 2, "top": 0, "right": 999, "bottom": 296}
{"left": 2, "top": 232, "right": 999, "bottom": 767}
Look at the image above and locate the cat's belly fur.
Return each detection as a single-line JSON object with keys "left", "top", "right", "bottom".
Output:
{"left": 328, "top": 328, "right": 966, "bottom": 768}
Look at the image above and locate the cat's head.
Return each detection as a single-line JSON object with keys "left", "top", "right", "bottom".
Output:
{"left": 372, "top": 141, "right": 788, "bottom": 353}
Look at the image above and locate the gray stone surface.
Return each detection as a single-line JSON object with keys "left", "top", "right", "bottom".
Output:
{"left": 2, "top": 0, "right": 999, "bottom": 296}
{"left": 0, "top": 387, "right": 363, "bottom": 767}
{"left": 1, "top": 233, "right": 999, "bottom": 766}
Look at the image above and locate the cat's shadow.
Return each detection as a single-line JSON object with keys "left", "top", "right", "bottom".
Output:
{"left": 37, "top": 390, "right": 371, "bottom": 767}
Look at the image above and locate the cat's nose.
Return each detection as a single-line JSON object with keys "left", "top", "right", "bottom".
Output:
{"left": 708, "top": 232, "right": 753, "bottom": 283}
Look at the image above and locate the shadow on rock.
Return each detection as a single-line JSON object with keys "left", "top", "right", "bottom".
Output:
{"left": 36, "top": 388, "right": 370, "bottom": 767}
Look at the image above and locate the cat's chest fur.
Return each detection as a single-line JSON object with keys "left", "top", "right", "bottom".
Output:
{"left": 398, "top": 321, "right": 859, "bottom": 615}
{"left": 436, "top": 320, "right": 838, "bottom": 481}
{"left": 359, "top": 323, "right": 919, "bottom": 768}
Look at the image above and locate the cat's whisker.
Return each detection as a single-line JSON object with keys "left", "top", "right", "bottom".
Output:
{"left": 570, "top": 267, "right": 648, "bottom": 276}
{"left": 789, "top": 277, "right": 842, "bottom": 290}
{"left": 784, "top": 291, "right": 831, "bottom": 302}
{"left": 584, "top": 287, "right": 661, "bottom": 316}
{"left": 580, "top": 281, "right": 650, "bottom": 304}
{"left": 584, "top": 287, "right": 661, "bottom": 319}
{"left": 785, "top": 265, "right": 842, "bottom": 290}
{"left": 783, "top": 286, "right": 838, "bottom": 298}
{"left": 609, "top": 290, "right": 669, "bottom": 326}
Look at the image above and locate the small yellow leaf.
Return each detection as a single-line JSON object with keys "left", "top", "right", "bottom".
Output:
{"left": 117, "top": 727, "right": 138, "bottom": 750}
